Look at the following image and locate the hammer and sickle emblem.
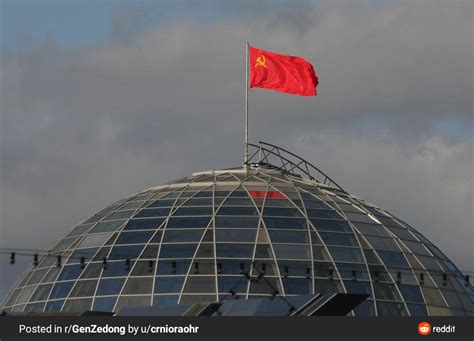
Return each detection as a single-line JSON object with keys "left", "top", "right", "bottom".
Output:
{"left": 255, "top": 53, "right": 267, "bottom": 68}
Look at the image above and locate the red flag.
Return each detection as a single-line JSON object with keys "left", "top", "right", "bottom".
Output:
{"left": 249, "top": 46, "right": 318, "bottom": 96}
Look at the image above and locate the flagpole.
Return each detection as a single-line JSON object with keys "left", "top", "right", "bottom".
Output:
{"left": 244, "top": 41, "right": 249, "bottom": 169}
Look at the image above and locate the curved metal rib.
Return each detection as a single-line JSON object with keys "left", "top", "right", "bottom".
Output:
{"left": 244, "top": 141, "right": 345, "bottom": 192}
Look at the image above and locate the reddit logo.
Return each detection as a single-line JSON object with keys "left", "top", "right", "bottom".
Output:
{"left": 418, "top": 322, "right": 431, "bottom": 336}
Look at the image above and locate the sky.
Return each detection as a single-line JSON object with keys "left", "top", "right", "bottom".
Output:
{"left": 0, "top": 0, "right": 472, "bottom": 303}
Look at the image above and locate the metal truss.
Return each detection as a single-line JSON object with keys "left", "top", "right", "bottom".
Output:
{"left": 244, "top": 141, "right": 346, "bottom": 192}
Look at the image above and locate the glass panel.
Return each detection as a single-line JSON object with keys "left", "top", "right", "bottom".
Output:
{"left": 273, "top": 244, "right": 310, "bottom": 260}
{"left": 78, "top": 233, "right": 113, "bottom": 248}
{"left": 344, "top": 281, "right": 372, "bottom": 295}
{"left": 180, "top": 295, "right": 215, "bottom": 304}
{"left": 407, "top": 303, "right": 428, "bottom": 316}
{"left": 130, "top": 260, "right": 155, "bottom": 276}
{"left": 51, "top": 237, "right": 78, "bottom": 251}
{"left": 277, "top": 261, "right": 311, "bottom": 276}
{"left": 115, "top": 231, "right": 154, "bottom": 245}
{"left": 147, "top": 199, "right": 176, "bottom": 208}
{"left": 153, "top": 295, "right": 179, "bottom": 305}
{"left": 67, "top": 248, "right": 99, "bottom": 264}
{"left": 156, "top": 260, "right": 191, "bottom": 275}
{"left": 319, "top": 232, "right": 358, "bottom": 246}
{"left": 134, "top": 208, "right": 171, "bottom": 218}
{"left": 327, "top": 247, "right": 364, "bottom": 263}
{"left": 69, "top": 280, "right": 98, "bottom": 297}
{"left": 314, "top": 279, "right": 342, "bottom": 294}
{"left": 166, "top": 217, "right": 211, "bottom": 228}
{"left": 267, "top": 230, "right": 308, "bottom": 244}
{"left": 401, "top": 242, "right": 432, "bottom": 256}
{"left": 441, "top": 290, "right": 463, "bottom": 308}
{"left": 215, "top": 229, "right": 257, "bottom": 243}
{"left": 264, "top": 217, "right": 307, "bottom": 230}
{"left": 30, "top": 284, "right": 53, "bottom": 302}
{"left": 66, "top": 224, "right": 94, "bottom": 237}
{"left": 417, "top": 256, "right": 443, "bottom": 271}
{"left": 103, "top": 210, "right": 135, "bottom": 220}
{"left": 93, "top": 296, "right": 117, "bottom": 312}
{"left": 314, "top": 262, "right": 339, "bottom": 279}
{"left": 216, "top": 260, "right": 251, "bottom": 275}
{"left": 388, "top": 267, "right": 418, "bottom": 285}
{"left": 263, "top": 207, "right": 302, "bottom": 217}
{"left": 192, "top": 190, "right": 213, "bottom": 197}
{"left": 398, "top": 284, "right": 424, "bottom": 303}
{"left": 302, "top": 200, "right": 332, "bottom": 210}
{"left": 282, "top": 278, "right": 311, "bottom": 294}
{"left": 310, "top": 219, "right": 352, "bottom": 232}
{"left": 80, "top": 263, "right": 103, "bottom": 279}
{"left": 228, "top": 190, "right": 249, "bottom": 197}
{"left": 108, "top": 245, "right": 145, "bottom": 260}
{"left": 218, "top": 276, "right": 248, "bottom": 293}
{"left": 377, "top": 251, "right": 409, "bottom": 267}
{"left": 373, "top": 283, "right": 401, "bottom": 300}
{"left": 422, "top": 287, "right": 447, "bottom": 306}
{"left": 352, "top": 300, "right": 375, "bottom": 316}
{"left": 368, "top": 266, "right": 392, "bottom": 282}
{"left": 387, "top": 227, "right": 417, "bottom": 241}
{"left": 376, "top": 301, "right": 408, "bottom": 316}
{"left": 120, "top": 201, "right": 144, "bottom": 210}
{"left": 222, "top": 198, "right": 254, "bottom": 206}
{"left": 96, "top": 278, "right": 126, "bottom": 296}
{"left": 154, "top": 276, "right": 185, "bottom": 293}
{"left": 49, "top": 281, "right": 75, "bottom": 299}
{"left": 140, "top": 245, "right": 160, "bottom": 259}
{"left": 336, "top": 263, "right": 369, "bottom": 280}
{"left": 249, "top": 278, "right": 280, "bottom": 294}
{"left": 427, "top": 306, "right": 452, "bottom": 316}
{"left": 57, "top": 265, "right": 84, "bottom": 281}
{"left": 159, "top": 244, "right": 198, "bottom": 258}
{"left": 254, "top": 244, "right": 273, "bottom": 259}
{"left": 183, "top": 198, "right": 213, "bottom": 206}
{"left": 115, "top": 296, "right": 151, "bottom": 312}
{"left": 44, "top": 300, "right": 64, "bottom": 312}
{"left": 306, "top": 209, "right": 342, "bottom": 219}
{"left": 102, "top": 261, "right": 133, "bottom": 277}
{"left": 365, "top": 236, "right": 401, "bottom": 252}
{"left": 216, "top": 244, "right": 254, "bottom": 258}
{"left": 195, "top": 243, "right": 214, "bottom": 258}
{"left": 215, "top": 217, "right": 259, "bottom": 228}
{"left": 183, "top": 276, "right": 216, "bottom": 293}
{"left": 91, "top": 220, "right": 126, "bottom": 233}
{"left": 352, "top": 222, "right": 389, "bottom": 237}
{"left": 312, "top": 246, "right": 330, "bottom": 261}
{"left": 122, "top": 277, "right": 153, "bottom": 294}
{"left": 162, "top": 229, "right": 205, "bottom": 243}
{"left": 264, "top": 199, "right": 295, "bottom": 207}
{"left": 363, "top": 249, "right": 381, "bottom": 264}
{"left": 344, "top": 212, "right": 376, "bottom": 223}
{"left": 24, "top": 302, "right": 45, "bottom": 313}
{"left": 92, "top": 247, "right": 110, "bottom": 261}
{"left": 27, "top": 268, "right": 48, "bottom": 285}
{"left": 173, "top": 206, "right": 213, "bottom": 216}
{"left": 217, "top": 206, "right": 258, "bottom": 216}
{"left": 123, "top": 218, "right": 165, "bottom": 230}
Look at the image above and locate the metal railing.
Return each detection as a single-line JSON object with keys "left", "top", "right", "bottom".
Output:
{"left": 244, "top": 141, "right": 345, "bottom": 192}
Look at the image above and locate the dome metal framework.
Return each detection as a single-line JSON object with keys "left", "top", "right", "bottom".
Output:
{"left": 2, "top": 142, "right": 473, "bottom": 316}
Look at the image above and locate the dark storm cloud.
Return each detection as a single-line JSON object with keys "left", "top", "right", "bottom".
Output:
{"left": 0, "top": 1, "right": 472, "bottom": 301}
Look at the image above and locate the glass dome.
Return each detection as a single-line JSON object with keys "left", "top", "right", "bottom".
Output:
{"left": 2, "top": 143, "right": 473, "bottom": 316}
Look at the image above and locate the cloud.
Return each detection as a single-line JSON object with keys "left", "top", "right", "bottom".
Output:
{"left": 0, "top": 1, "right": 472, "bottom": 301}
